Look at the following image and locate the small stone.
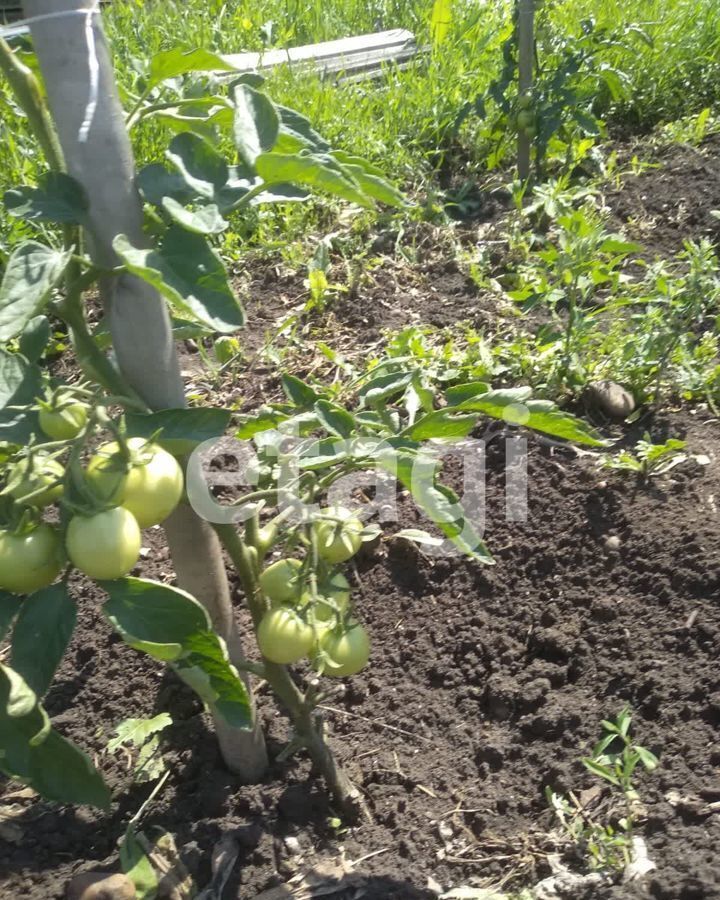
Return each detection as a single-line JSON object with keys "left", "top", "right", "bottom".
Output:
{"left": 282, "top": 836, "right": 302, "bottom": 856}
{"left": 587, "top": 380, "right": 636, "bottom": 418}
{"left": 604, "top": 535, "right": 622, "bottom": 552}
{"left": 66, "top": 872, "right": 136, "bottom": 900}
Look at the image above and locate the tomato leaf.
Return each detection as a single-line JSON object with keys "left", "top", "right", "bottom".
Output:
{"left": 276, "top": 105, "right": 330, "bottom": 153}
{"left": 330, "top": 152, "right": 407, "bottom": 208}
{"left": 314, "top": 400, "right": 355, "bottom": 439}
{"left": 521, "top": 400, "right": 607, "bottom": 446}
{"left": 125, "top": 407, "right": 231, "bottom": 455}
{"left": 458, "top": 392, "right": 606, "bottom": 446}
{"left": 102, "top": 578, "right": 210, "bottom": 645}
{"left": 235, "top": 407, "right": 290, "bottom": 439}
{"left": 114, "top": 228, "right": 245, "bottom": 333}
{"left": 107, "top": 713, "right": 173, "bottom": 754}
{"left": 161, "top": 197, "right": 229, "bottom": 235}
{"left": 136, "top": 163, "right": 196, "bottom": 207}
{"left": 281, "top": 373, "right": 321, "bottom": 408}
{"left": 380, "top": 449, "right": 494, "bottom": 564}
{"left": 358, "top": 370, "right": 414, "bottom": 408}
{"left": 256, "top": 152, "right": 372, "bottom": 208}
{"left": 147, "top": 47, "right": 241, "bottom": 90}
{"left": 0, "top": 662, "right": 110, "bottom": 809}
{"left": 233, "top": 83, "right": 280, "bottom": 166}
{"left": 4, "top": 172, "right": 89, "bottom": 224}
{"left": 18, "top": 315, "right": 51, "bottom": 363}
{"left": 177, "top": 631, "right": 252, "bottom": 729}
{"left": 0, "top": 349, "right": 42, "bottom": 444}
{"left": 102, "top": 579, "right": 252, "bottom": 729}
{"left": 120, "top": 827, "right": 159, "bottom": 900}
{"left": 445, "top": 381, "right": 490, "bottom": 406}
{"left": 0, "top": 592, "right": 21, "bottom": 642}
{"left": 401, "top": 408, "right": 479, "bottom": 440}
{"left": 0, "top": 243, "right": 72, "bottom": 341}
{"left": 11, "top": 584, "right": 76, "bottom": 698}
{"left": 165, "top": 131, "right": 229, "bottom": 199}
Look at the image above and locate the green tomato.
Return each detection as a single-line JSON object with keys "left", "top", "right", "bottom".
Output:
{"left": 39, "top": 404, "right": 88, "bottom": 441}
{"left": 313, "top": 571, "right": 351, "bottom": 622}
{"left": 318, "top": 620, "right": 370, "bottom": 677}
{"left": 257, "top": 607, "right": 314, "bottom": 664}
{"left": 518, "top": 93, "right": 533, "bottom": 110}
{"left": 259, "top": 558, "right": 303, "bottom": 605}
{"left": 517, "top": 109, "right": 536, "bottom": 130}
{"left": 314, "top": 506, "right": 363, "bottom": 564}
{"left": 87, "top": 438, "right": 184, "bottom": 528}
{"left": 9, "top": 456, "right": 64, "bottom": 508}
{"left": 66, "top": 507, "right": 141, "bottom": 580}
{"left": 0, "top": 524, "right": 64, "bottom": 595}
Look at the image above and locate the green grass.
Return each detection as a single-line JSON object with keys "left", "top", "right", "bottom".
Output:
{"left": 3, "top": 0, "right": 719, "bottom": 184}
{"left": 1, "top": 0, "right": 719, "bottom": 257}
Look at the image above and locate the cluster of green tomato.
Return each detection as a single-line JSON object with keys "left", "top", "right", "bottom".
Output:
{"left": 516, "top": 92, "right": 537, "bottom": 138}
{"left": 256, "top": 506, "right": 370, "bottom": 677}
{"left": 0, "top": 400, "right": 183, "bottom": 595}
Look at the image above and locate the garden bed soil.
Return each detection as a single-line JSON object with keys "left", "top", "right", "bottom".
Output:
{"left": 2, "top": 138, "right": 720, "bottom": 900}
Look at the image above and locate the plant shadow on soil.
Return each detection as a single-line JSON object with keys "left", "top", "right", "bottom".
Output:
{"left": 2, "top": 136, "right": 720, "bottom": 899}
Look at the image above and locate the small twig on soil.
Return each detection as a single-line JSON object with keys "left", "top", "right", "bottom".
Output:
{"left": 348, "top": 846, "right": 392, "bottom": 868}
{"left": 317, "top": 704, "right": 434, "bottom": 744}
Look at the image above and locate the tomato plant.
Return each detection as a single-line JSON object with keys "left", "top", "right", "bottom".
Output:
{"left": 0, "top": 8, "right": 606, "bottom": 829}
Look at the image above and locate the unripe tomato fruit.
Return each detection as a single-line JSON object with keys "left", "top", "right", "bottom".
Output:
{"left": 259, "top": 558, "right": 303, "bottom": 605}
{"left": 318, "top": 620, "right": 370, "bottom": 677}
{"left": 517, "top": 109, "right": 536, "bottom": 130}
{"left": 66, "top": 507, "right": 141, "bottom": 580}
{"left": 86, "top": 438, "right": 184, "bottom": 528}
{"left": 39, "top": 403, "right": 88, "bottom": 441}
{"left": 313, "top": 571, "right": 351, "bottom": 622}
{"left": 518, "top": 93, "right": 533, "bottom": 110}
{"left": 314, "top": 506, "right": 363, "bottom": 564}
{"left": 0, "top": 524, "right": 64, "bottom": 594}
{"left": 257, "top": 607, "right": 314, "bottom": 664}
{"left": 9, "top": 456, "right": 64, "bottom": 507}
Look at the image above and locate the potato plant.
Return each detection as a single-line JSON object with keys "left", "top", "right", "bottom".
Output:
{"left": 0, "top": 5, "right": 605, "bottom": 816}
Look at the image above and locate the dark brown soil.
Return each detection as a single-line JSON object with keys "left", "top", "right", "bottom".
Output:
{"left": 3, "top": 139, "right": 720, "bottom": 900}
{"left": 607, "top": 132, "right": 720, "bottom": 260}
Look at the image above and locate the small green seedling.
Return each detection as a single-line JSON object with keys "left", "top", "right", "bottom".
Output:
{"left": 547, "top": 708, "right": 658, "bottom": 872}
{"left": 601, "top": 435, "right": 687, "bottom": 480}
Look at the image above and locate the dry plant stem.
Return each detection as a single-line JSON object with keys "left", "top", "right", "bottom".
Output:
{"left": 24, "top": 0, "right": 267, "bottom": 781}
{"left": 215, "top": 523, "right": 364, "bottom": 817}
{"left": 517, "top": 0, "right": 536, "bottom": 181}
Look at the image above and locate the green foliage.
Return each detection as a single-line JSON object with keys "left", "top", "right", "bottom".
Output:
{"left": 108, "top": 712, "right": 173, "bottom": 783}
{"left": 0, "top": 662, "right": 110, "bottom": 808}
{"left": 601, "top": 436, "right": 687, "bottom": 480}
{"left": 11, "top": 583, "right": 76, "bottom": 697}
{"left": 102, "top": 578, "right": 253, "bottom": 729}
{"left": 125, "top": 407, "right": 232, "bottom": 454}
{"left": 547, "top": 708, "right": 658, "bottom": 872}
{"left": 235, "top": 354, "right": 603, "bottom": 563}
